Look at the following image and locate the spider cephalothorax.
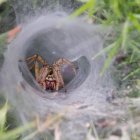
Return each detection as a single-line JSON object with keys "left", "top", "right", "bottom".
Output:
{"left": 26, "top": 54, "right": 76, "bottom": 91}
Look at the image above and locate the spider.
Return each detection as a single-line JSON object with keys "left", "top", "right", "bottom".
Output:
{"left": 26, "top": 54, "right": 76, "bottom": 91}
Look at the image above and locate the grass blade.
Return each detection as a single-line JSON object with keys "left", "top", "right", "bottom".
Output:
{"left": 0, "top": 102, "right": 8, "bottom": 132}
{"left": 0, "top": 0, "right": 6, "bottom": 5}
{"left": 123, "top": 68, "right": 140, "bottom": 81}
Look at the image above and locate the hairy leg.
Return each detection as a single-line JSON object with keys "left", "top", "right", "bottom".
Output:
{"left": 53, "top": 69, "right": 61, "bottom": 91}
{"left": 34, "top": 61, "right": 40, "bottom": 80}
{"left": 53, "top": 58, "right": 76, "bottom": 74}
{"left": 26, "top": 54, "right": 47, "bottom": 66}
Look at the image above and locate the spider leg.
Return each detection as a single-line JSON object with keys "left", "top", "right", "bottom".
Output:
{"left": 53, "top": 67, "right": 65, "bottom": 91}
{"left": 53, "top": 69, "right": 62, "bottom": 91}
{"left": 37, "top": 66, "right": 49, "bottom": 82}
{"left": 26, "top": 54, "right": 48, "bottom": 74}
{"left": 52, "top": 58, "right": 76, "bottom": 90}
{"left": 26, "top": 54, "right": 49, "bottom": 82}
{"left": 26, "top": 54, "right": 47, "bottom": 66}
{"left": 53, "top": 58, "right": 76, "bottom": 74}
{"left": 34, "top": 61, "right": 40, "bottom": 80}
{"left": 35, "top": 65, "right": 49, "bottom": 90}
{"left": 26, "top": 54, "right": 38, "bottom": 65}
{"left": 37, "top": 55, "right": 47, "bottom": 66}
{"left": 26, "top": 54, "right": 39, "bottom": 71}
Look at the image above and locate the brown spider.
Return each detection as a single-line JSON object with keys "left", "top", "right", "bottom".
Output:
{"left": 26, "top": 54, "right": 76, "bottom": 91}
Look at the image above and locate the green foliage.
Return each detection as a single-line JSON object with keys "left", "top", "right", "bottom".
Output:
{"left": 0, "top": 1, "right": 140, "bottom": 139}
{"left": 0, "top": 102, "right": 36, "bottom": 140}
{"left": 73, "top": 0, "right": 140, "bottom": 79}
{"left": 70, "top": 0, "right": 95, "bottom": 17}
{"left": 128, "top": 90, "right": 140, "bottom": 98}
{"left": 100, "top": 39, "right": 121, "bottom": 75}
{"left": 0, "top": 32, "right": 7, "bottom": 51}
{"left": 0, "top": 102, "right": 8, "bottom": 132}
{"left": 0, "top": 101, "right": 63, "bottom": 140}
{"left": 0, "top": 122, "right": 36, "bottom": 140}
{"left": 0, "top": 0, "right": 6, "bottom": 5}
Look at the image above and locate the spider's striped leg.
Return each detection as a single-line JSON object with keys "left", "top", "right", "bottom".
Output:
{"left": 34, "top": 61, "right": 40, "bottom": 80}
{"left": 36, "top": 55, "right": 47, "bottom": 66}
{"left": 26, "top": 54, "right": 47, "bottom": 81}
{"left": 26, "top": 54, "right": 38, "bottom": 71}
{"left": 26, "top": 54, "right": 38, "bottom": 64}
{"left": 37, "top": 66, "right": 49, "bottom": 82}
{"left": 53, "top": 67, "right": 65, "bottom": 90}
{"left": 54, "top": 58, "right": 76, "bottom": 74}
{"left": 53, "top": 69, "right": 61, "bottom": 91}
{"left": 26, "top": 54, "right": 47, "bottom": 65}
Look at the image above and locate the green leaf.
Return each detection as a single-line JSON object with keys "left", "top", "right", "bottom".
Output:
{"left": 0, "top": 32, "right": 7, "bottom": 57}
{"left": 135, "top": 0, "right": 140, "bottom": 5}
{"left": 0, "top": 122, "right": 36, "bottom": 140}
{"left": 129, "top": 14, "right": 140, "bottom": 31}
{"left": 0, "top": 102, "right": 9, "bottom": 132}
{"left": 110, "top": 0, "right": 121, "bottom": 18}
{"left": 0, "top": 0, "right": 6, "bottom": 5}
{"left": 92, "top": 41, "right": 117, "bottom": 60}
{"left": 88, "top": 0, "right": 96, "bottom": 17}
{"left": 130, "top": 49, "right": 136, "bottom": 63}
{"left": 70, "top": 0, "right": 95, "bottom": 17}
{"left": 133, "top": 14, "right": 140, "bottom": 19}
{"left": 0, "top": 32, "right": 7, "bottom": 46}
{"left": 100, "top": 39, "right": 121, "bottom": 76}
{"left": 123, "top": 68, "right": 140, "bottom": 81}
{"left": 121, "top": 19, "right": 129, "bottom": 49}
